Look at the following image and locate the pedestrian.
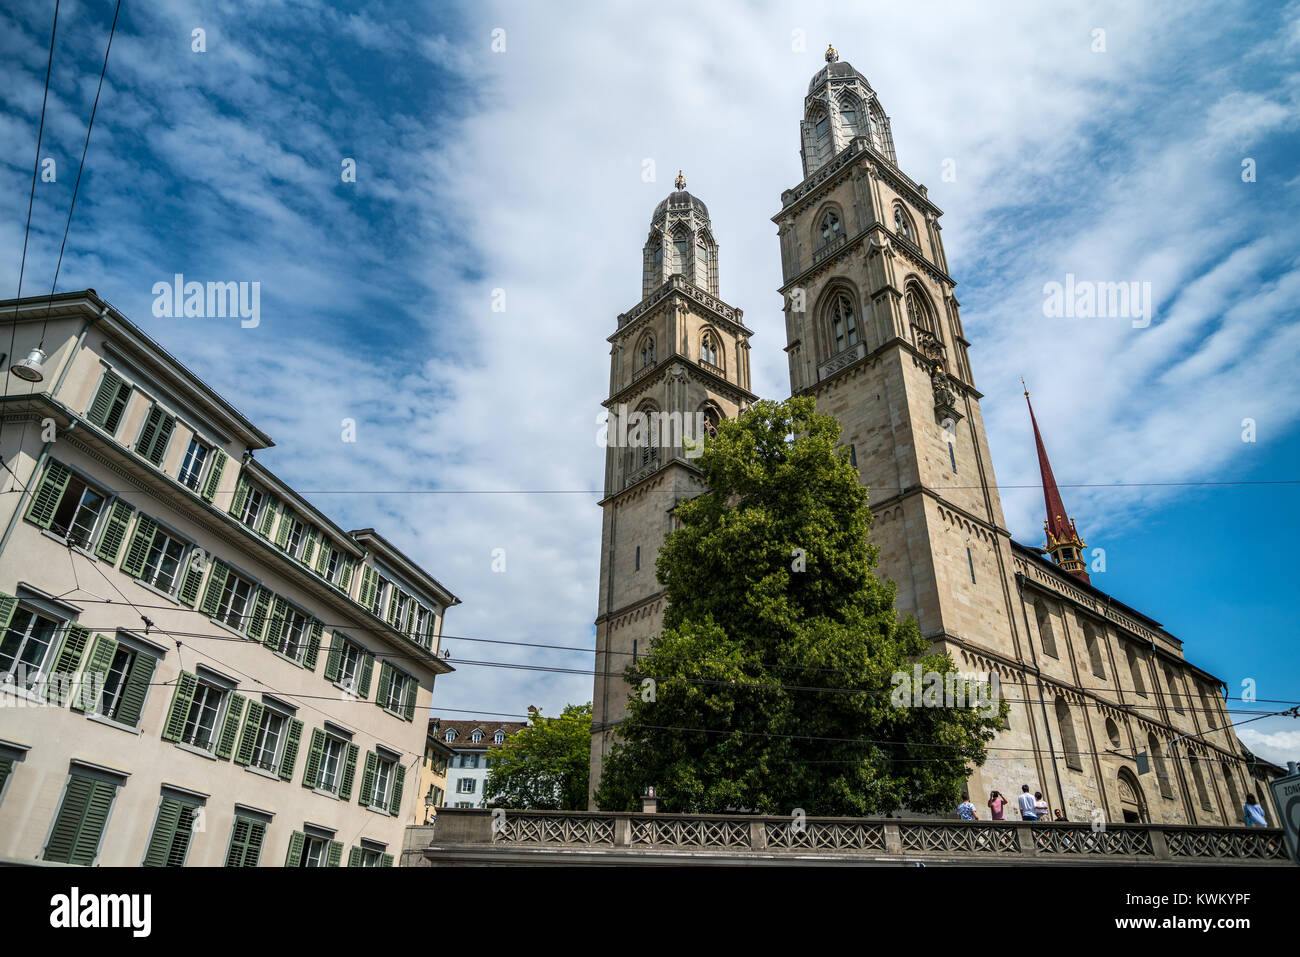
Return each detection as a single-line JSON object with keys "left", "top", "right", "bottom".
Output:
{"left": 958, "top": 792, "right": 978, "bottom": 820}
{"left": 1053, "top": 808, "right": 1068, "bottom": 822}
{"left": 1017, "top": 784, "right": 1037, "bottom": 821}
{"left": 1244, "top": 794, "right": 1268, "bottom": 828}
{"left": 1035, "top": 791, "right": 1049, "bottom": 822}
{"left": 987, "top": 789, "right": 1008, "bottom": 821}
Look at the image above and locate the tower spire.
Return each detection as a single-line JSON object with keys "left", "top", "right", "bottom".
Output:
{"left": 1023, "top": 383, "right": 1090, "bottom": 583}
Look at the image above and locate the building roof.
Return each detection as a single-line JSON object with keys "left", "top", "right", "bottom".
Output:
{"left": 651, "top": 189, "right": 710, "bottom": 223}
{"left": 430, "top": 718, "right": 527, "bottom": 749}
{"left": 807, "top": 58, "right": 871, "bottom": 95}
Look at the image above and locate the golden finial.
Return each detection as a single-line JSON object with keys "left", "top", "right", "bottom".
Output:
{"left": 674, "top": 170, "right": 686, "bottom": 190}
{"left": 825, "top": 43, "right": 839, "bottom": 63}
{"left": 1021, "top": 377, "right": 1029, "bottom": 397}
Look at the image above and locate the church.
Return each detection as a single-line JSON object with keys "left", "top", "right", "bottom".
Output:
{"left": 589, "top": 46, "right": 1279, "bottom": 826}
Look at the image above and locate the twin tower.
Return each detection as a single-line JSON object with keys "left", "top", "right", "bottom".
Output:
{"left": 590, "top": 47, "right": 1023, "bottom": 800}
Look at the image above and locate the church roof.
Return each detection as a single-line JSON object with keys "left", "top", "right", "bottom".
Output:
{"left": 808, "top": 58, "right": 872, "bottom": 95}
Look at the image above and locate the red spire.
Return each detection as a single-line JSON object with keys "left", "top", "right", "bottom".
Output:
{"left": 1023, "top": 383, "right": 1089, "bottom": 583}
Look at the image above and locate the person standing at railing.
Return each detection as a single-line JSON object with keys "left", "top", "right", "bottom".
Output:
{"left": 957, "top": 793, "right": 978, "bottom": 820}
{"left": 1017, "top": 784, "right": 1038, "bottom": 821}
{"left": 987, "top": 790, "right": 1008, "bottom": 820}
{"left": 1243, "top": 794, "right": 1268, "bottom": 827}
{"left": 1035, "top": 792, "right": 1050, "bottom": 822}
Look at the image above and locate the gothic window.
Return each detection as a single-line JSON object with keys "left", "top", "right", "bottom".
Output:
{"left": 1148, "top": 733, "right": 1174, "bottom": 798}
{"left": 819, "top": 210, "right": 841, "bottom": 247}
{"left": 813, "top": 109, "right": 830, "bottom": 141}
{"left": 1125, "top": 645, "right": 1147, "bottom": 696}
{"left": 838, "top": 96, "right": 859, "bottom": 135}
{"left": 826, "top": 291, "right": 859, "bottom": 354}
{"left": 639, "top": 335, "right": 655, "bottom": 368}
{"left": 652, "top": 239, "right": 663, "bottom": 265}
{"left": 905, "top": 282, "right": 938, "bottom": 343}
{"left": 1083, "top": 621, "right": 1106, "bottom": 679}
{"left": 1221, "top": 759, "right": 1240, "bottom": 812}
{"left": 894, "top": 205, "right": 916, "bottom": 243}
{"left": 1164, "top": 666, "right": 1183, "bottom": 714}
{"left": 696, "top": 239, "right": 709, "bottom": 266}
{"left": 701, "top": 332, "right": 718, "bottom": 367}
{"left": 1055, "top": 698, "right": 1082, "bottom": 770}
{"left": 1188, "top": 754, "right": 1212, "bottom": 811}
{"left": 702, "top": 405, "right": 721, "bottom": 439}
{"left": 672, "top": 228, "right": 689, "bottom": 275}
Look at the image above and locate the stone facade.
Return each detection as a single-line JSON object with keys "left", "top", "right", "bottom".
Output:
{"left": 589, "top": 51, "right": 1281, "bottom": 827}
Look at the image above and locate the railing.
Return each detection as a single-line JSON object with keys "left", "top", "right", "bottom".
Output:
{"left": 421, "top": 808, "right": 1290, "bottom": 865}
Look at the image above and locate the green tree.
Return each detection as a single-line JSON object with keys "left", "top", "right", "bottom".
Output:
{"left": 484, "top": 703, "right": 592, "bottom": 810}
{"left": 596, "top": 397, "right": 1004, "bottom": 816}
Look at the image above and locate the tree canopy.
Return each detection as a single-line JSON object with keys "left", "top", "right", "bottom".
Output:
{"left": 596, "top": 396, "right": 1004, "bottom": 816}
{"left": 484, "top": 703, "right": 592, "bottom": 810}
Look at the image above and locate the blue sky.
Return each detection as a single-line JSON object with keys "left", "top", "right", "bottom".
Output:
{"left": 2, "top": 0, "right": 1297, "bottom": 765}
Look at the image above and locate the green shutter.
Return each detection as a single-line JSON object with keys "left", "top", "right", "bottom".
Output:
{"left": 201, "top": 450, "right": 227, "bottom": 503}
{"left": 25, "top": 460, "right": 71, "bottom": 529}
{"left": 258, "top": 499, "right": 279, "bottom": 538}
{"left": 229, "top": 473, "right": 249, "bottom": 517}
{"left": 142, "top": 797, "right": 184, "bottom": 866}
{"left": 402, "top": 674, "right": 417, "bottom": 722}
{"left": 243, "top": 819, "right": 266, "bottom": 865}
{"left": 300, "top": 527, "right": 318, "bottom": 566}
{"left": 234, "top": 701, "right": 264, "bottom": 766}
{"left": 71, "top": 632, "right": 116, "bottom": 713}
{"left": 315, "top": 542, "right": 331, "bottom": 576}
{"left": 44, "top": 775, "right": 117, "bottom": 865}
{"left": 386, "top": 588, "right": 400, "bottom": 625}
{"left": 302, "top": 728, "right": 326, "bottom": 789}
{"left": 246, "top": 587, "right": 272, "bottom": 640}
{"left": 198, "top": 560, "right": 230, "bottom": 616}
{"left": 147, "top": 412, "right": 175, "bottom": 466}
{"left": 161, "top": 671, "right": 198, "bottom": 742}
{"left": 347, "top": 845, "right": 362, "bottom": 867}
{"left": 380, "top": 853, "right": 393, "bottom": 867}
{"left": 225, "top": 816, "right": 266, "bottom": 867}
{"left": 358, "top": 751, "right": 378, "bottom": 807}
{"left": 303, "top": 620, "right": 323, "bottom": 671}
{"left": 264, "top": 596, "right": 288, "bottom": 649}
{"left": 375, "top": 662, "right": 393, "bottom": 712}
{"left": 216, "top": 693, "right": 246, "bottom": 760}
{"left": 95, "top": 499, "right": 135, "bottom": 564}
{"left": 0, "top": 592, "right": 18, "bottom": 632}
{"left": 323, "top": 634, "right": 343, "bottom": 682}
{"left": 177, "top": 550, "right": 206, "bottom": 608}
{"left": 47, "top": 625, "right": 92, "bottom": 707}
{"left": 357, "top": 653, "right": 375, "bottom": 699}
{"left": 339, "top": 557, "right": 355, "bottom": 593}
{"left": 326, "top": 840, "right": 343, "bottom": 867}
{"left": 389, "top": 763, "right": 405, "bottom": 817}
{"left": 275, "top": 508, "right": 294, "bottom": 548}
{"left": 87, "top": 369, "right": 125, "bottom": 427}
{"left": 120, "top": 514, "right": 159, "bottom": 579}
{"left": 285, "top": 830, "right": 306, "bottom": 867}
{"left": 0, "top": 757, "right": 12, "bottom": 796}
{"left": 339, "top": 743, "right": 360, "bottom": 801}
{"left": 279, "top": 718, "right": 303, "bottom": 781}
{"left": 114, "top": 651, "right": 156, "bottom": 728}
{"left": 136, "top": 406, "right": 176, "bottom": 467}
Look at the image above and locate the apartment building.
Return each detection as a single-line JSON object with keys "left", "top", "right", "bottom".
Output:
{"left": 432, "top": 718, "right": 526, "bottom": 808}
{"left": 413, "top": 719, "right": 454, "bottom": 823}
{"left": 0, "top": 289, "right": 458, "bottom": 866}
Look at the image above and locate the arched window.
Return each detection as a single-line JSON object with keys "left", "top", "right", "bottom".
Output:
{"left": 1055, "top": 697, "right": 1082, "bottom": 770}
{"left": 1188, "top": 753, "right": 1212, "bottom": 811}
{"left": 838, "top": 96, "right": 859, "bottom": 135}
{"left": 639, "top": 335, "right": 655, "bottom": 368}
{"left": 1125, "top": 645, "right": 1147, "bottom": 695}
{"left": 819, "top": 210, "right": 841, "bottom": 247}
{"left": 696, "top": 238, "right": 709, "bottom": 266}
{"left": 894, "top": 204, "right": 915, "bottom": 243}
{"left": 1164, "top": 666, "right": 1183, "bottom": 713}
{"left": 905, "top": 282, "right": 940, "bottom": 347}
{"left": 652, "top": 239, "right": 663, "bottom": 265}
{"left": 1083, "top": 621, "right": 1106, "bottom": 678}
{"left": 812, "top": 107, "right": 830, "bottom": 142}
{"left": 1035, "top": 601, "right": 1058, "bottom": 658}
{"left": 1148, "top": 733, "right": 1174, "bottom": 798}
{"left": 1105, "top": 718, "right": 1121, "bottom": 748}
{"left": 702, "top": 405, "right": 721, "bottom": 439}
{"left": 1221, "top": 759, "right": 1241, "bottom": 813}
{"left": 672, "top": 228, "right": 689, "bottom": 274}
{"left": 701, "top": 332, "right": 719, "bottom": 367}
{"left": 825, "top": 291, "right": 859, "bottom": 354}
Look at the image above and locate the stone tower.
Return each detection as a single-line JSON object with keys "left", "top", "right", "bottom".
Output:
{"left": 774, "top": 46, "right": 1042, "bottom": 789}
{"left": 589, "top": 175, "right": 757, "bottom": 803}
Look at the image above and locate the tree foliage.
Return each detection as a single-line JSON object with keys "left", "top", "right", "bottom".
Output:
{"left": 484, "top": 703, "right": 592, "bottom": 810}
{"left": 596, "top": 397, "right": 1004, "bottom": 816}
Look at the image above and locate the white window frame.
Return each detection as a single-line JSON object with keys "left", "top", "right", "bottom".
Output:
{"left": 0, "top": 604, "right": 66, "bottom": 692}
{"left": 176, "top": 436, "right": 211, "bottom": 492}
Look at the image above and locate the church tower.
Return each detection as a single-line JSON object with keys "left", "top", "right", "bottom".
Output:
{"left": 775, "top": 46, "right": 1042, "bottom": 788}
{"left": 590, "top": 175, "right": 757, "bottom": 803}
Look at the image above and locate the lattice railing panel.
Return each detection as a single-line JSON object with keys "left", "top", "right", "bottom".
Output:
{"left": 765, "top": 822, "right": 886, "bottom": 851}
{"left": 493, "top": 816, "right": 616, "bottom": 845}
{"left": 1166, "top": 828, "right": 1286, "bottom": 860}
{"left": 629, "top": 818, "right": 752, "bottom": 848}
{"left": 899, "top": 823, "right": 1020, "bottom": 854}
{"left": 1032, "top": 826, "right": 1153, "bottom": 856}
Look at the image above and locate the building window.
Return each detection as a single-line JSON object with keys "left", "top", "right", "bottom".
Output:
{"left": 1126, "top": 646, "right": 1147, "bottom": 696}
{"left": 86, "top": 368, "right": 132, "bottom": 435}
{"left": 948, "top": 442, "right": 957, "bottom": 473}
{"left": 701, "top": 332, "right": 719, "bottom": 367}
{"left": 1035, "top": 601, "right": 1058, "bottom": 658}
{"left": 96, "top": 645, "right": 135, "bottom": 721}
{"left": 894, "top": 205, "right": 915, "bottom": 243}
{"left": 457, "top": 778, "right": 476, "bottom": 794}
{"left": 142, "top": 793, "right": 201, "bottom": 867}
{"left": 444, "top": 729, "right": 456, "bottom": 742}
{"left": 1083, "top": 622, "right": 1106, "bottom": 678}
{"left": 819, "top": 210, "right": 841, "bottom": 246}
{"left": 237, "top": 485, "right": 265, "bottom": 529}
{"left": 635, "top": 545, "right": 640, "bottom": 571}
{"left": 838, "top": 96, "right": 859, "bottom": 134}
{"left": 46, "top": 473, "right": 109, "bottom": 549}
{"left": 250, "top": 708, "right": 288, "bottom": 773}
{"left": 672, "top": 229, "right": 689, "bottom": 273}
{"left": 177, "top": 438, "right": 210, "bottom": 492}
{"left": 1148, "top": 733, "right": 1174, "bottom": 799}
{"left": 494, "top": 730, "right": 506, "bottom": 744}
{"left": 224, "top": 815, "right": 267, "bottom": 867}
{"left": 275, "top": 605, "right": 313, "bottom": 663}
{"left": 1188, "top": 754, "right": 1213, "bottom": 812}
{"left": 966, "top": 547, "right": 976, "bottom": 584}
{"left": 300, "top": 834, "right": 330, "bottom": 867}
{"left": 139, "top": 527, "right": 189, "bottom": 595}
{"left": 179, "top": 678, "right": 227, "bottom": 751}
{"left": 43, "top": 771, "right": 121, "bottom": 864}
{"left": 215, "top": 571, "right": 256, "bottom": 632}
{"left": 826, "top": 292, "right": 859, "bottom": 353}
{"left": 0, "top": 605, "right": 61, "bottom": 690}
{"left": 334, "top": 639, "right": 365, "bottom": 693}
{"left": 135, "top": 404, "right": 176, "bottom": 467}
{"left": 1165, "top": 667, "right": 1183, "bottom": 713}
{"left": 380, "top": 664, "right": 413, "bottom": 717}
{"left": 368, "top": 752, "right": 397, "bottom": 811}
{"left": 471, "top": 729, "right": 483, "bottom": 743}
{"left": 640, "top": 335, "right": 655, "bottom": 368}
{"left": 284, "top": 519, "right": 306, "bottom": 557}
{"left": 316, "top": 735, "right": 347, "bottom": 792}
{"left": 1055, "top": 697, "right": 1082, "bottom": 770}
{"left": 323, "top": 547, "right": 341, "bottom": 582}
